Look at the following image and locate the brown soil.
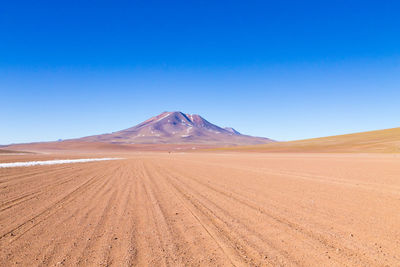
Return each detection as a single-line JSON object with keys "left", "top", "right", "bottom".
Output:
{"left": 1, "top": 152, "right": 400, "bottom": 266}
{"left": 0, "top": 149, "right": 27, "bottom": 154}
{"left": 5, "top": 141, "right": 216, "bottom": 154}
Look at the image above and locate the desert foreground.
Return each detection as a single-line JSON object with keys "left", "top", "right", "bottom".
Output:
{"left": 1, "top": 152, "right": 400, "bottom": 266}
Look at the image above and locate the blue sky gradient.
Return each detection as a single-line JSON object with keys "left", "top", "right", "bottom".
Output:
{"left": 1, "top": 1, "right": 399, "bottom": 144}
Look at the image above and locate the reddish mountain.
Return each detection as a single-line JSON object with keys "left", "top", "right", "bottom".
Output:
{"left": 79, "top": 111, "right": 274, "bottom": 145}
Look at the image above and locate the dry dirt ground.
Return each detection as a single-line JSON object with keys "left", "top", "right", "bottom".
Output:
{"left": 1, "top": 152, "right": 400, "bottom": 266}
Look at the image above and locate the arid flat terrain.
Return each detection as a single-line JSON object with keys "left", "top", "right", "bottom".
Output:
{"left": 1, "top": 152, "right": 400, "bottom": 266}
{"left": 5, "top": 141, "right": 216, "bottom": 154}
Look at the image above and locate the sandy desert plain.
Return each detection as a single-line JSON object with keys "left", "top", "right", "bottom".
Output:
{"left": 1, "top": 129, "right": 400, "bottom": 266}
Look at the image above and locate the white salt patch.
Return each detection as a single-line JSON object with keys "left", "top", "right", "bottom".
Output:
{"left": 0, "top": 158, "right": 122, "bottom": 168}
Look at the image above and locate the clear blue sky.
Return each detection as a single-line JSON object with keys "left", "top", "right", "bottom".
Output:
{"left": 1, "top": 1, "right": 399, "bottom": 144}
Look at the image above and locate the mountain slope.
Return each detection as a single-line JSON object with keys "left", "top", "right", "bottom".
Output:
{"left": 216, "top": 127, "right": 400, "bottom": 153}
{"left": 79, "top": 111, "right": 273, "bottom": 145}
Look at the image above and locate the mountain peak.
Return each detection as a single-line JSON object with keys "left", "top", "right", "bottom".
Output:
{"left": 79, "top": 111, "right": 274, "bottom": 145}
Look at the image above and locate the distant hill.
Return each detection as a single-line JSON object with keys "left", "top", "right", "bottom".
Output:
{"left": 79, "top": 111, "right": 274, "bottom": 145}
{"left": 216, "top": 127, "right": 400, "bottom": 153}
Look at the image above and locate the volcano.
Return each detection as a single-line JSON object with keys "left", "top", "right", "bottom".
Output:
{"left": 79, "top": 111, "right": 274, "bottom": 145}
